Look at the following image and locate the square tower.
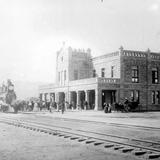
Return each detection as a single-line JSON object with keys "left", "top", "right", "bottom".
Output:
{"left": 56, "top": 46, "right": 93, "bottom": 86}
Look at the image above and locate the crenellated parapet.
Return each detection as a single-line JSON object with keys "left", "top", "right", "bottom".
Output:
{"left": 122, "top": 50, "right": 146, "bottom": 58}
{"left": 121, "top": 49, "right": 160, "bottom": 60}
{"left": 150, "top": 53, "right": 160, "bottom": 60}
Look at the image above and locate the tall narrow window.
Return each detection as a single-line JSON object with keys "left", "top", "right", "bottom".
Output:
{"left": 152, "top": 91, "right": 156, "bottom": 104}
{"left": 101, "top": 68, "right": 105, "bottom": 77}
{"left": 64, "top": 70, "right": 66, "bottom": 81}
{"left": 152, "top": 68, "right": 158, "bottom": 84}
{"left": 130, "top": 90, "right": 134, "bottom": 101}
{"left": 111, "top": 66, "right": 114, "bottom": 78}
{"left": 58, "top": 72, "right": 60, "bottom": 82}
{"left": 130, "top": 90, "right": 140, "bottom": 103}
{"left": 132, "top": 66, "right": 139, "bottom": 83}
{"left": 135, "top": 90, "right": 140, "bottom": 103}
{"left": 74, "top": 70, "right": 78, "bottom": 80}
{"left": 156, "top": 91, "right": 160, "bottom": 104}
{"left": 93, "top": 70, "right": 96, "bottom": 77}
{"left": 61, "top": 71, "right": 63, "bottom": 84}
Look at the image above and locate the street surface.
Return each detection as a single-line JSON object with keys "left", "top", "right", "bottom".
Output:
{"left": 0, "top": 111, "right": 160, "bottom": 160}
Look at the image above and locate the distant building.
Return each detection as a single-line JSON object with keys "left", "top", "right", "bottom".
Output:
{"left": 39, "top": 46, "right": 160, "bottom": 111}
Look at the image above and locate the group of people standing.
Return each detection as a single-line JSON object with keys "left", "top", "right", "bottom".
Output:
{"left": 39, "top": 100, "right": 65, "bottom": 114}
{"left": 104, "top": 103, "right": 112, "bottom": 113}
{"left": 38, "top": 100, "right": 91, "bottom": 114}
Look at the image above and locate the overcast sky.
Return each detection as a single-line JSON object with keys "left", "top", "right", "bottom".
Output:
{"left": 0, "top": 0, "right": 160, "bottom": 83}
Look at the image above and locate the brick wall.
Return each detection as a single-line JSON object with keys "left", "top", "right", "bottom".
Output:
{"left": 69, "top": 48, "right": 93, "bottom": 81}
{"left": 120, "top": 50, "right": 160, "bottom": 111}
{"left": 92, "top": 52, "right": 120, "bottom": 79}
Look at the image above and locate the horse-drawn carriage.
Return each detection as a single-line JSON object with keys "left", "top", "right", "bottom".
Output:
{"left": 114, "top": 101, "right": 139, "bottom": 112}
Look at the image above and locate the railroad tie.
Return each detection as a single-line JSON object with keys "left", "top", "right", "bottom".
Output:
{"left": 52, "top": 132, "right": 58, "bottom": 135}
{"left": 64, "top": 136, "right": 71, "bottom": 138}
{"left": 78, "top": 139, "right": 87, "bottom": 142}
{"left": 44, "top": 130, "right": 48, "bottom": 133}
{"left": 58, "top": 134, "right": 65, "bottom": 137}
{"left": 114, "top": 146, "right": 124, "bottom": 150}
{"left": 104, "top": 144, "right": 114, "bottom": 148}
{"left": 121, "top": 148, "right": 134, "bottom": 153}
{"left": 85, "top": 140, "right": 95, "bottom": 144}
{"left": 94, "top": 142, "right": 104, "bottom": 146}
{"left": 147, "top": 154, "right": 160, "bottom": 159}
{"left": 133, "top": 150, "right": 147, "bottom": 156}
{"left": 70, "top": 137, "right": 79, "bottom": 140}
{"left": 40, "top": 129, "right": 45, "bottom": 132}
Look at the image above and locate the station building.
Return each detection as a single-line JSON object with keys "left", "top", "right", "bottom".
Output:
{"left": 39, "top": 46, "right": 160, "bottom": 111}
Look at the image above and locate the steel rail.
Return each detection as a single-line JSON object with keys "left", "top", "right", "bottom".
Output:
{"left": 1, "top": 117, "right": 160, "bottom": 146}
{"left": 0, "top": 117, "right": 160, "bottom": 154}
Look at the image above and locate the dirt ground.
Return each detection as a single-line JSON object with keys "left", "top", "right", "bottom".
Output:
{"left": 0, "top": 122, "right": 140, "bottom": 160}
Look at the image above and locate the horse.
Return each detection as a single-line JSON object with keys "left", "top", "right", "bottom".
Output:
{"left": 114, "top": 102, "right": 128, "bottom": 112}
{"left": 127, "top": 101, "right": 139, "bottom": 112}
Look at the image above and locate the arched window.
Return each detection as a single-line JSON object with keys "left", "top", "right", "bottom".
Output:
{"left": 101, "top": 68, "right": 105, "bottom": 77}
{"left": 111, "top": 66, "right": 115, "bottom": 78}
{"left": 132, "top": 66, "right": 139, "bottom": 83}
{"left": 152, "top": 68, "right": 158, "bottom": 84}
{"left": 93, "top": 70, "right": 96, "bottom": 77}
{"left": 64, "top": 70, "right": 66, "bottom": 81}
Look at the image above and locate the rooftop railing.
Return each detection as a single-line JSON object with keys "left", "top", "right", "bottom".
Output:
{"left": 39, "top": 84, "right": 55, "bottom": 90}
{"left": 69, "top": 77, "right": 120, "bottom": 86}
{"left": 39, "top": 77, "right": 120, "bottom": 91}
{"left": 96, "top": 77, "right": 120, "bottom": 84}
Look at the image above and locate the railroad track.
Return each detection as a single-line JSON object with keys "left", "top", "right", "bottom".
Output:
{"left": 3, "top": 117, "right": 160, "bottom": 148}
{"left": 53, "top": 117, "right": 160, "bottom": 132}
{"left": 0, "top": 117, "right": 160, "bottom": 159}
{"left": 20, "top": 114, "right": 160, "bottom": 132}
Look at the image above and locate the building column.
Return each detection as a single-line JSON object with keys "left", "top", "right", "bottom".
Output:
{"left": 55, "top": 93, "right": 59, "bottom": 111}
{"left": 53, "top": 93, "right": 55, "bottom": 102}
{"left": 55, "top": 93, "right": 59, "bottom": 103}
{"left": 64, "top": 92, "right": 67, "bottom": 110}
{"left": 95, "top": 89, "right": 102, "bottom": 110}
{"left": 65, "top": 92, "right": 68, "bottom": 102}
{"left": 47, "top": 93, "right": 50, "bottom": 102}
{"left": 68, "top": 92, "right": 71, "bottom": 104}
{"left": 44, "top": 93, "right": 47, "bottom": 102}
{"left": 49, "top": 93, "right": 52, "bottom": 102}
{"left": 50, "top": 93, "right": 55, "bottom": 102}
{"left": 116, "top": 89, "right": 120, "bottom": 103}
{"left": 76, "top": 91, "right": 80, "bottom": 110}
{"left": 41, "top": 93, "right": 44, "bottom": 101}
{"left": 85, "top": 90, "right": 90, "bottom": 110}
{"left": 119, "top": 84, "right": 124, "bottom": 103}
{"left": 39, "top": 93, "right": 42, "bottom": 101}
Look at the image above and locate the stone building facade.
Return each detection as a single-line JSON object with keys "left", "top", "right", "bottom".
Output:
{"left": 39, "top": 46, "right": 160, "bottom": 111}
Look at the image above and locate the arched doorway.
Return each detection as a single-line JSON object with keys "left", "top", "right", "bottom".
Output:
{"left": 102, "top": 90, "right": 116, "bottom": 109}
